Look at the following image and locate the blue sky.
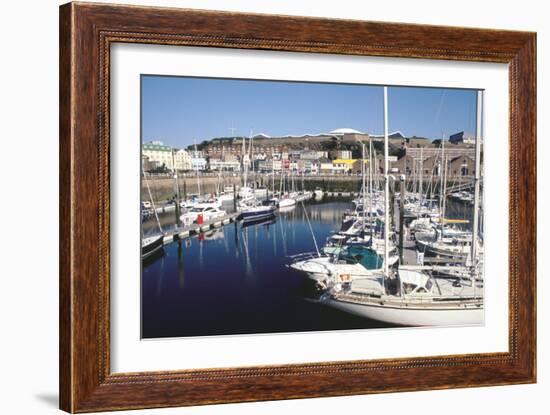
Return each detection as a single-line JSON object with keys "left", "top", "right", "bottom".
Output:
{"left": 141, "top": 75, "right": 478, "bottom": 148}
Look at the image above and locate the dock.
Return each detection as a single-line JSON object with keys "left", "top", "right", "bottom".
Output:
{"left": 154, "top": 212, "right": 240, "bottom": 246}
{"left": 325, "top": 192, "right": 359, "bottom": 197}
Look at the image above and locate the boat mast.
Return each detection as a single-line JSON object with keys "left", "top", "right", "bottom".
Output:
{"left": 442, "top": 152, "right": 448, "bottom": 234}
{"left": 171, "top": 149, "right": 181, "bottom": 227}
{"left": 471, "top": 90, "right": 483, "bottom": 267}
{"left": 419, "top": 147, "right": 423, "bottom": 203}
{"left": 439, "top": 137, "right": 445, "bottom": 236}
{"left": 194, "top": 140, "right": 201, "bottom": 198}
{"left": 249, "top": 129, "right": 254, "bottom": 175}
{"left": 383, "top": 86, "right": 390, "bottom": 277}
{"left": 362, "top": 142, "right": 366, "bottom": 236}
{"left": 242, "top": 135, "right": 248, "bottom": 188}
{"left": 369, "top": 136, "right": 373, "bottom": 237}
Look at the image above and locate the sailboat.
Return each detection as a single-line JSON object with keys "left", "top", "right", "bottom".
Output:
{"left": 412, "top": 138, "right": 481, "bottom": 264}
{"left": 238, "top": 134, "right": 254, "bottom": 201}
{"left": 322, "top": 87, "right": 484, "bottom": 326}
{"left": 215, "top": 169, "right": 235, "bottom": 204}
{"left": 415, "top": 230, "right": 476, "bottom": 263}
{"left": 278, "top": 170, "right": 297, "bottom": 208}
{"left": 294, "top": 171, "right": 313, "bottom": 201}
{"left": 237, "top": 132, "right": 276, "bottom": 222}
{"left": 290, "top": 142, "right": 395, "bottom": 286}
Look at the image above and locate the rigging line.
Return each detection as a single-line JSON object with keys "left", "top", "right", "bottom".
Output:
{"left": 300, "top": 200, "right": 321, "bottom": 257}
{"left": 433, "top": 90, "right": 447, "bottom": 135}
{"left": 142, "top": 166, "right": 164, "bottom": 234}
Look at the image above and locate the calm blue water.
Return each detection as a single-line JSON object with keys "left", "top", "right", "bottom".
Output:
{"left": 141, "top": 199, "right": 390, "bottom": 338}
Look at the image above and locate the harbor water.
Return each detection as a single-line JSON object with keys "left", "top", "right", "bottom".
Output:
{"left": 142, "top": 199, "right": 391, "bottom": 338}
{"left": 142, "top": 197, "right": 473, "bottom": 338}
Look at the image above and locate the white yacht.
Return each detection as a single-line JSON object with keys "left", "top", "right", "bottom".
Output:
{"left": 180, "top": 204, "right": 226, "bottom": 225}
{"left": 325, "top": 269, "right": 483, "bottom": 326}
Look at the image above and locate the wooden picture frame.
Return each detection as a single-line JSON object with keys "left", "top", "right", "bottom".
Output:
{"left": 59, "top": 2, "right": 536, "bottom": 412}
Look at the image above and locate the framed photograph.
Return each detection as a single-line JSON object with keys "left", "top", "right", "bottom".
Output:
{"left": 59, "top": 2, "right": 536, "bottom": 412}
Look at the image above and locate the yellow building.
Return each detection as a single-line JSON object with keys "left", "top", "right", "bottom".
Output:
{"left": 332, "top": 159, "right": 360, "bottom": 174}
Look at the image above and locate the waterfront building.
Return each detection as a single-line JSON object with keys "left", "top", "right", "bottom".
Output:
{"left": 349, "top": 159, "right": 369, "bottom": 174}
{"left": 393, "top": 154, "right": 416, "bottom": 175}
{"left": 300, "top": 150, "right": 328, "bottom": 160}
{"left": 209, "top": 158, "right": 241, "bottom": 172}
{"left": 332, "top": 159, "right": 356, "bottom": 174}
{"left": 223, "top": 153, "right": 239, "bottom": 163}
{"left": 335, "top": 150, "right": 353, "bottom": 159}
{"left": 272, "top": 159, "right": 283, "bottom": 171}
{"left": 449, "top": 155, "right": 475, "bottom": 177}
{"left": 422, "top": 155, "right": 441, "bottom": 176}
{"left": 392, "top": 154, "right": 441, "bottom": 177}
{"left": 173, "top": 149, "right": 192, "bottom": 171}
{"left": 142, "top": 140, "right": 192, "bottom": 171}
{"left": 297, "top": 159, "right": 320, "bottom": 174}
{"left": 318, "top": 157, "right": 333, "bottom": 174}
{"left": 449, "top": 131, "right": 476, "bottom": 145}
{"left": 406, "top": 145, "right": 475, "bottom": 161}
{"left": 372, "top": 154, "right": 398, "bottom": 173}
{"left": 142, "top": 140, "right": 174, "bottom": 170}
{"left": 399, "top": 153, "right": 476, "bottom": 177}
{"left": 191, "top": 157, "right": 207, "bottom": 171}
{"left": 256, "top": 159, "right": 272, "bottom": 172}
{"left": 141, "top": 155, "right": 159, "bottom": 172}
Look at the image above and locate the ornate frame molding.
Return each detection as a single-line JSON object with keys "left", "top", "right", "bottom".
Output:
{"left": 60, "top": 2, "right": 536, "bottom": 412}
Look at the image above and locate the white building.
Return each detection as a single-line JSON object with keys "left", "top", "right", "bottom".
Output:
{"left": 142, "top": 140, "right": 174, "bottom": 170}
{"left": 335, "top": 150, "right": 353, "bottom": 159}
{"left": 142, "top": 140, "right": 192, "bottom": 171}
{"left": 173, "top": 149, "right": 192, "bottom": 171}
{"left": 191, "top": 157, "right": 207, "bottom": 171}
{"left": 209, "top": 158, "right": 241, "bottom": 171}
{"left": 272, "top": 160, "right": 283, "bottom": 171}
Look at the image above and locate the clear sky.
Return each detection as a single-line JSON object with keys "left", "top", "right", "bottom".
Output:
{"left": 141, "top": 75, "right": 478, "bottom": 148}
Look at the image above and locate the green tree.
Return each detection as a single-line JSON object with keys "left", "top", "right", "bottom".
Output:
{"left": 320, "top": 140, "right": 337, "bottom": 151}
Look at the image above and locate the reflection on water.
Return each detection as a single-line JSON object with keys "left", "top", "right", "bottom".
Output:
{"left": 141, "top": 199, "right": 390, "bottom": 338}
{"left": 141, "top": 198, "right": 473, "bottom": 338}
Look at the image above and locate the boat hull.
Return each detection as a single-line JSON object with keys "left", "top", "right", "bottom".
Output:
{"left": 239, "top": 207, "right": 276, "bottom": 222}
{"left": 141, "top": 235, "right": 164, "bottom": 260}
{"left": 278, "top": 198, "right": 296, "bottom": 207}
{"left": 326, "top": 297, "right": 483, "bottom": 326}
{"left": 416, "top": 240, "right": 470, "bottom": 261}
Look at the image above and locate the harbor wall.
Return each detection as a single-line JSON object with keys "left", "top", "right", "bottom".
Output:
{"left": 142, "top": 174, "right": 474, "bottom": 202}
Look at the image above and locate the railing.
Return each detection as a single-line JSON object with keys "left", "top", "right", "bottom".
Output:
{"left": 287, "top": 251, "right": 325, "bottom": 262}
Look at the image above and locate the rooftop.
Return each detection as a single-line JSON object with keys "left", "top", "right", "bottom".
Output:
{"left": 329, "top": 128, "right": 364, "bottom": 135}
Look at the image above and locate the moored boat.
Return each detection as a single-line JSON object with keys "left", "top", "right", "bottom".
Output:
{"left": 238, "top": 200, "right": 276, "bottom": 222}
{"left": 141, "top": 234, "right": 164, "bottom": 260}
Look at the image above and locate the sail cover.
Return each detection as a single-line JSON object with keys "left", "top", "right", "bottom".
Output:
{"left": 399, "top": 269, "right": 431, "bottom": 290}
